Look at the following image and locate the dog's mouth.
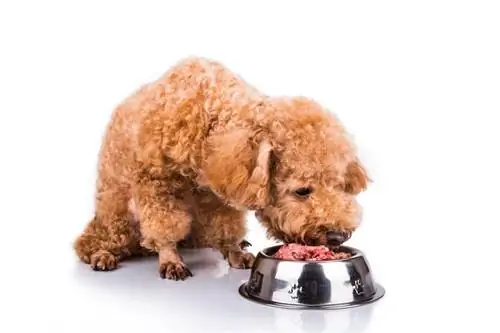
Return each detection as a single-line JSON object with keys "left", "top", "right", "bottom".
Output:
{"left": 325, "top": 230, "right": 352, "bottom": 246}
{"left": 255, "top": 210, "right": 353, "bottom": 247}
{"left": 300, "top": 226, "right": 352, "bottom": 246}
{"left": 289, "top": 229, "right": 353, "bottom": 249}
{"left": 267, "top": 230, "right": 352, "bottom": 248}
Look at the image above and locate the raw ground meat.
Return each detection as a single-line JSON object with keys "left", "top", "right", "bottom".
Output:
{"left": 272, "top": 243, "right": 352, "bottom": 261}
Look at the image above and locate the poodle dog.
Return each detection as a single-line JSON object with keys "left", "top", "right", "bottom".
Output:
{"left": 74, "top": 56, "right": 370, "bottom": 280}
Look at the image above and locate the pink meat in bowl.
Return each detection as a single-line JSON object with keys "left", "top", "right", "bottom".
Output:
{"left": 272, "top": 243, "right": 352, "bottom": 261}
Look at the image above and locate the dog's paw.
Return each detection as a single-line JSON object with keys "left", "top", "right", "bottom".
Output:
{"left": 228, "top": 251, "right": 255, "bottom": 269}
{"left": 159, "top": 262, "right": 193, "bottom": 281}
{"left": 90, "top": 250, "right": 118, "bottom": 271}
{"left": 239, "top": 239, "right": 252, "bottom": 250}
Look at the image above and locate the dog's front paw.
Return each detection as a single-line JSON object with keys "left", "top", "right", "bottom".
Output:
{"left": 159, "top": 262, "right": 193, "bottom": 280}
{"left": 228, "top": 251, "right": 255, "bottom": 269}
{"left": 239, "top": 239, "right": 252, "bottom": 249}
{"left": 90, "top": 250, "right": 118, "bottom": 271}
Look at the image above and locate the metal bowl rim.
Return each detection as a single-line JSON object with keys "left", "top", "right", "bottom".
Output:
{"left": 257, "top": 244, "right": 364, "bottom": 263}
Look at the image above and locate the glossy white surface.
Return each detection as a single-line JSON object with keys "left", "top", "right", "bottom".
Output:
{"left": 3, "top": 212, "right": 494, "bottom": 333}
{"left": 23, "top": 231, "right": 387, "bottom": 333}
{"left": 68, "top": 248, "right": 378, "bottom": 333}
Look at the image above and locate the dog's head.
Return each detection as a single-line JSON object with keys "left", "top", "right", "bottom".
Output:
{"left": 202, "top": 97, "right": 370, "bottom": 247}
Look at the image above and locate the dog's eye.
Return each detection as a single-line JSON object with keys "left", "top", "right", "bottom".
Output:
{"left": 295, "top": 187, "right": 313, "bottom": 198}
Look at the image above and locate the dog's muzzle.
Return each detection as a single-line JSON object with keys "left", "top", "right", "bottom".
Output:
{"left": 326, "top": 231, "right": 352, "bottom": 246}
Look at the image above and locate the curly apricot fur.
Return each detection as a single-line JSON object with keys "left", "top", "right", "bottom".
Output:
{"left": 73, "top": 57, "right": 369, "bottom": 280}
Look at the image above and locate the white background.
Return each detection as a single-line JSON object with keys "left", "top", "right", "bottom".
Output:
{"left": 1, "top": 1, "right": 499, "bottom": 332}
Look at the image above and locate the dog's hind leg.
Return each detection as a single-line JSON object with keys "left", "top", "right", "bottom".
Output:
{"left": 74, "top": 185, "right": 142, "bottom": 271}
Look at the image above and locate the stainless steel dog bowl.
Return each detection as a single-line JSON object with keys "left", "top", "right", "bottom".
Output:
{"left": 239, "top": 244, "right": 385, "bottom": 309}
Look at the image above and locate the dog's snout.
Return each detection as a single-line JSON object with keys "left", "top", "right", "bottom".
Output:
{"left": 326, "top": 231, "right": 351, "bottom": 246}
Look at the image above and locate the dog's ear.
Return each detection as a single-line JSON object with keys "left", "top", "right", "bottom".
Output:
{"left": 344, "top": 159, "right": 370, "bottom": 194}
{"left": 201, "top": 129, "right": 274, "bottom": 209}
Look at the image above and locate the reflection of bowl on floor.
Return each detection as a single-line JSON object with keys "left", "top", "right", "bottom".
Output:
{"left": 239, "top": 244, "right": 385, "bottom": 309}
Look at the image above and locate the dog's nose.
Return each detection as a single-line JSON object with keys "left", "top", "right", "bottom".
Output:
{"left": 326, "top": 231, "right": 351, "bottom": 246}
